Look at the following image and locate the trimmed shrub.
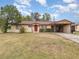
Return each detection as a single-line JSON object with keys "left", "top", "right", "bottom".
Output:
{"left": 40, "top": 29, "right": 46, "bottom": 32}
{"left": 46, "top": 29, "right": 52, "bottom": 32}
{"left": 40, "top": 29, "right": 52, "bottom": 32}
{"left": 20, "top": 27, "right": 25, "bottom": 33}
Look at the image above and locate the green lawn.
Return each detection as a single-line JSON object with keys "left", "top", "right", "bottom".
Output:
{"left": 0, "top": 33, "right": 79, "bottom": 59}
{"left": 73, "top": 31, "right": 79, "bottom": 35}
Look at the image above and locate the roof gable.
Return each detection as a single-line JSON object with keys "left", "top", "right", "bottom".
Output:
{"left": 56, "top": 19, "right": 72, "bottom": 24}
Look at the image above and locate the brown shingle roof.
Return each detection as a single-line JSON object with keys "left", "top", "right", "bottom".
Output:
{"left": 20, "top": 19, "right": 74, "bottom": 25}
{"left": 20, "top": 21, "right": 52, "bottom": 25}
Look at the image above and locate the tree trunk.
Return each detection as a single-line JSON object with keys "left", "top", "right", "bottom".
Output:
{"left": 3, "top": 19, "right": 8, "bottom": 33}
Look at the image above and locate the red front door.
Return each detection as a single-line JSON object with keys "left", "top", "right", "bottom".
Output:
{"left": 34, "top": 25, "right": 38, "bottom": 32}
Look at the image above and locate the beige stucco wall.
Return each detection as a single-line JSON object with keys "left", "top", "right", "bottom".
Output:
{"left": 75, "top": 25, "right": 79, "bottom": 31}
{"left": 21, "top": 25, "right": 32, "bottom": 32}
{"left": 8, "top": 25, "right": 19, "bottom": 32}
{"left": 63, "top": 25, "right": 71, "bottom": 33}
{"left": 9, "top": 25, "right": 32, "bottom": 32}
{"left": 40, "top": 25, "right": 51, "bottom": 29}
{"left": 47, "top": 25, "right": 51, "bottom": 29}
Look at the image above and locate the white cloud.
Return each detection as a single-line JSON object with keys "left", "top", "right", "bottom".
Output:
{"left": 72, "top": 10, "right": 79, "bottom": 17}
{"left": 13, "top": 3, "right": 32, "bottom": 16}
{"left": 63, "top": 0, "right": 75, "bottom": 3}
{"left": 28, "top": 9, "right": 32, "bottom": 12}
{"left": 21, "top": 10, "right": 30, "bottom": 15}
{"left": 51, "top": 3, "right": 79, "bottom": 13}
{"left": 36, "top": 0, "right": 47, "bottom": 6}
{"left": 14, "top": 3, "right": 26, "bottom": 9}
{"left": 50, "top": 13, "right": 59, "bottom": 20}
{"left": 51, "top": 5, "right": 70, "bottom": 13}
{"left": 15, "top": 0, "right": 31, "bottom": 6}
{"left": 13, "top": 0, "right": 32, "bottom": 16}
{"left": 68, "top": 3, "right": 78, "bottom": 9}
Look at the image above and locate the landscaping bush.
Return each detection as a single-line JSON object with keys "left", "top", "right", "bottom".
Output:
{"left": 40, "top": 29, "right": 46, "bottom": 32}
{"left": 40, "top": 29, "right": 52, "bottom": 32}
{"left": 20, "top": 27, "right": 25, "bottom": 33}
{"left": 46, "top": 29, "right": 52, "bottom": 32}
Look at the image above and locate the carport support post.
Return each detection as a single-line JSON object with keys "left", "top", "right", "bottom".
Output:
{"left": 54, "top": 25, "right": 56, "bottom": 32}
{"left": 53, "top": 16, "right": 56, "bottom": 32}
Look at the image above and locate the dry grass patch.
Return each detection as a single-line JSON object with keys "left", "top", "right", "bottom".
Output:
{"left": 0, "top": 33, "right": 79, "bottom": 59}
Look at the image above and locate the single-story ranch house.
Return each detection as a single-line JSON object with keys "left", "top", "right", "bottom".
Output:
{"left": 9, "top": 19, "right": 75, "bottom": 33}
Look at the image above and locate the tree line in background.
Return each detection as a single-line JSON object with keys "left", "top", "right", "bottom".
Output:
{"left": 0, "top": 5, "right": 51, "bottom": 33}
{"left": 22, "top": 11, "right": 51, "bottom": 21}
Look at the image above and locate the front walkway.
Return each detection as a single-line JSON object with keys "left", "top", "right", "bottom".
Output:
{"left": 56, "top": 33, "right": 79, "bottom": 43}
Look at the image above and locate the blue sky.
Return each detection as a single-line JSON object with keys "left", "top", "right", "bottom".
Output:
{"left": 0, "top": 0, "right": 79, "bottom": 23}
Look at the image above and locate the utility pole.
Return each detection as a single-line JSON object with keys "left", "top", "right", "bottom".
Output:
{"left": 31, "top": 12, "right": 34, "bottom": 21}
{"left": 45, "top": 7, "right": 48, "bottom": 20}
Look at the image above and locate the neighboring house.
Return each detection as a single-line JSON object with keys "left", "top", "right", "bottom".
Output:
{"left": 75, "top": 24, "right": 79, "bottom": 31}
{"left": 9, "top": 19, "right": 74, "bottom": 33}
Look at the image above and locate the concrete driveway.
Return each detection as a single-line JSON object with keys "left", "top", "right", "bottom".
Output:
{"left": 56, "top": 33, "right": 79, "bottom": 43}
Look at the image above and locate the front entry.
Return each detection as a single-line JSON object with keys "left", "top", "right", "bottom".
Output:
{"left": 33, "top": 24, "right": 39, "bottom": 33}
{"left": 34, "top": 25, "right": 38, "bottom": 32}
